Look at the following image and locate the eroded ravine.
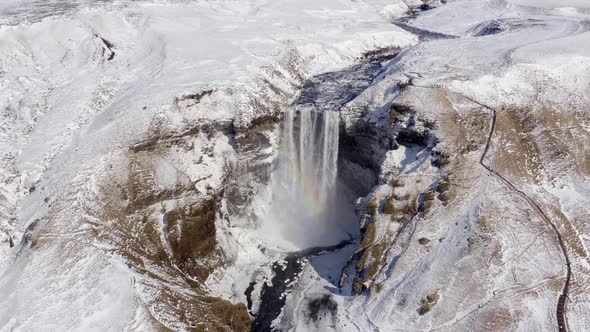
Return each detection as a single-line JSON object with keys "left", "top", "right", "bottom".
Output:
{"left": 249, "top": 54, "right": 398, "bottom": 332}
{"left": 252, "top": 2, "right": 584, "bottom": 330}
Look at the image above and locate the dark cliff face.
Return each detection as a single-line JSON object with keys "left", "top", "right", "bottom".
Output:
{"left": 227, "top": 115, "right": 279, "bottom": 219}
{"left": 244, "top": 60, "right": 389, "bottom": 331}
{"left": 338, "top": 89, "right": 447, "bottom": 295}
{"left": 225, "top": 55, "right": 385, "bottom": 224}
{"left": 338, "top": 117, "right": 390, "bottom": 196}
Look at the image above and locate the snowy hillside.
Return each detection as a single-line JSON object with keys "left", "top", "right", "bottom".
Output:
{"left": 0, "top": 0, "right": 589, "bottom": 331}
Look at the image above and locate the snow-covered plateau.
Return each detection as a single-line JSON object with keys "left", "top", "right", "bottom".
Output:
{"left": 0, "top": 0, "right": 589, "bottom": 331}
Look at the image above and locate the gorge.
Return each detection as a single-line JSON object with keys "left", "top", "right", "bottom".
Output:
{"left": 0, "top": 0, "right": 589, "bottom": 331}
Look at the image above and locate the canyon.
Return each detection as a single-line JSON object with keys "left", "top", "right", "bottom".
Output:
{"left": 0, "top": 0, "right": 589, "bottom": 331}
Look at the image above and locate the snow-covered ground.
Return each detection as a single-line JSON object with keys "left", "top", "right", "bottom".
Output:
{"left": 0, "top": 0, "right": 589, "bottom": 331}
{"left": 275, "top": 0, "right": 590, "bottom": 331}
{"left": 0, "top": 0, "right": 416, "bottom": 330}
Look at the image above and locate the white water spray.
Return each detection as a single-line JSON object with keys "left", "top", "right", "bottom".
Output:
{"left": 283, "top": 106, "right": 339, "bottom": 210}
{"left": 264, "top": 106, "right": 355, "bottom": 249}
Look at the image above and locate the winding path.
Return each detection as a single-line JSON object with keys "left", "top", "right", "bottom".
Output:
{"left": 414, "top": 85, "right": 572, "bottom": 332}
{"left": 467, "top": 94, "right": 572, "bottom": 332}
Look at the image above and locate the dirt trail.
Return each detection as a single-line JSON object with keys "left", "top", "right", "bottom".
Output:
{"left": 413, "top": 84, "right": 572, "bottom": 332}
{"left": 471, "top": 96, "right": 571, "bottom": 332}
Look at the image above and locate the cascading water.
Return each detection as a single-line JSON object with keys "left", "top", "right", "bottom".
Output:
{"left": 283, "top": 106, "right": 339, "bottom": 213}
{"left": 252, "top": 62, "right": 382, "bottom": 331}
{"left": 263, "top": 105, "right": 355, "bottom": 249}
{"left": 260, "top": 62, "right": 381, "bottom": 250}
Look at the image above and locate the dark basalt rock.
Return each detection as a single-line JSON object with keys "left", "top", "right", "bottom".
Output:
{"left": 251, "top": 256, "right": 304, "bottom": 332}
{"left": 469, "top": 20, "right": 506, "bottom": 37}
{"left": 396, "top": 127, "right": 431, "bottom": 146}
{"left": 245, "top": 281, "right": 256, "bottom": 312}
{"left": 419, "top": 4, "right": 433, "bottom": 11}
{"left": 418, "top": 237, "right": 431, "bottom": 245}
{"left": 362, "top": 47, "right": 401, "bottom": 62}
{"left": 226, "top": 115, "right": 277, "bottom": 218}
{"left": 307, "top": 294, "right": 338, "bottom": 323}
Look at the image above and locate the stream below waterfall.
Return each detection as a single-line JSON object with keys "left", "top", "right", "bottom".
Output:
{"left": 248, "top": 1, "right": 590, "bottom": 330}
{"left": 251, "top": 58, "right": 390, "bottom": 332}
{"left": 249, "top": 7, "right": 455, "bottom": 331}
{"left": 250, "top": 6, "right": 466, "bottom": 331}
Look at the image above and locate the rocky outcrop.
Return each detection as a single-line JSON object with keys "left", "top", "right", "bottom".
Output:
{"left": 89, "top": 46, "right": 311, "bottom": 331}
{"left": 337, "top": 88, "right": 447, "bottom": 295}
{"left": 96, "top": 123, "right": 249, "bottom": 330}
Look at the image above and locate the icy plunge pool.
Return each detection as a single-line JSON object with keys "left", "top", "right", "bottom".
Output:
{"left": 251, "top": 57, "right": 392, "bottom": 331}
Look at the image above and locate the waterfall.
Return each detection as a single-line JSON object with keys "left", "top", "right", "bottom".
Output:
{"left": 283, "top": 107, "right": 339, "bottom": 212}
{"left": 264, "top": 106, "right": 350, "bottom": 249}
